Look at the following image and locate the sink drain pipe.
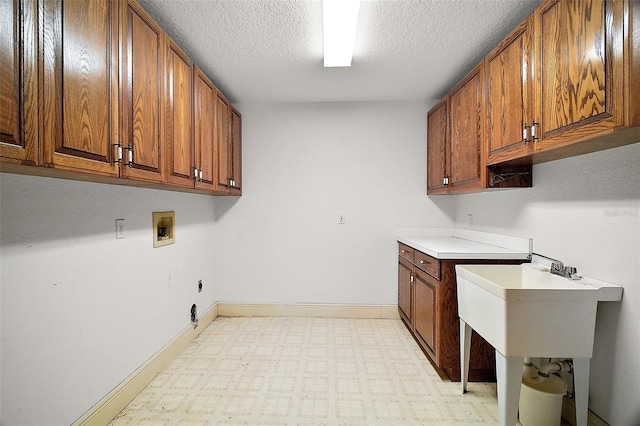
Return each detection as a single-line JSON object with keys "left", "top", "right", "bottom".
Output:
{"left": 538, "top": 359, "right": 573, "bottom": 377}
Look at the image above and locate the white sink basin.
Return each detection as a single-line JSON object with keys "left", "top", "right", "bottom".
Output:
{"left": 457, "top": 263, "right": 623, "bottom": 302}
{"left": 456, "top": 263, "right": 623, "bottom": 357}
{"left": 455, "top": 263, "right": 623, "bottom": 426}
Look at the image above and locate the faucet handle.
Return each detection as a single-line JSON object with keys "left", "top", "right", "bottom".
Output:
{"left": 551, "top": 261, "right": 564, "bottom": 272}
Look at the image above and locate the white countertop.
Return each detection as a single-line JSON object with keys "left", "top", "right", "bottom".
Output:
{"left": 397, "top": 228, "right": 531, "bottom": 260}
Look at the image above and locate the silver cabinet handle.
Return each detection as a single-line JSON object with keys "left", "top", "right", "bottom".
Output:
{"left": 124, "top": 144, "right": 133, "bottom": 168}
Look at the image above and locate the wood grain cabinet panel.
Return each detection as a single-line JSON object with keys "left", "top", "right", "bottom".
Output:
{"left": 214, "top": 91, "right": 231, "bottom": 193}
{"left": 426, "top": 98, "right": 448, "bottom": 194}
{"left": 414, "top": 270, "right": 437, "bottom": 356}
{"left": 486, "top": 16, "right": 534, "bottom": 165}
{"left": 120, "top": 0, "right": 164, "bottom": 183}
{"left": 398, "top": 256, "right": 414, "bottom": 328}
{"left": 414, "top": 251, "right": 440, "bottom": 280}
{"left": 448, "top": 63, "right": 486, "bottom": 191}
{"left": 398, "top": 243, "right": 414, "bottom": 262}
{"left": 532, "top": 0, "right": 622, "bottom": 151}
{"left": 164, "top": 37, "right": 194, "bottom": 188}
{"left": 0, "top": 0, "right": 38, "bottom": 165}
{"left": 229, "top": 107, "right": 242, "bottom": 195}
{"left": 193, "top": 66, "right": 216, "bottom": 192}
{"left": 41, "top": 0, "right": 120, "bottom": 176}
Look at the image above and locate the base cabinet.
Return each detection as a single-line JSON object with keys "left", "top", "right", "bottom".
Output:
{"left": 398, "top": 242, "right": 525, "bottom": 381}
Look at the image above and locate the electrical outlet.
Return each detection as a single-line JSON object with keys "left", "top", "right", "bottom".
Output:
{"left": 468, "top": 214, "right": 473, "bottom": 227}
{"left": 116, "top": 219, "right": 125, "bottom": 239}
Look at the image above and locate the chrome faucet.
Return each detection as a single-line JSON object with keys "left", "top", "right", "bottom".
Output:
{"left": 550, "top": 261, "right": 578, "bottom": 278}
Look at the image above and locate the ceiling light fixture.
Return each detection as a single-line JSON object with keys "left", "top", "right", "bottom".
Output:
{"left": 323, "top": 0, "right": 361, "bottom": 67}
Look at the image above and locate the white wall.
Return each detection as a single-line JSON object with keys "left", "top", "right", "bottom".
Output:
{"left": 453, "top": 142, "right": 640, "bottom": 425}
{"left": 4, "top": 100, "right": 634, "bottom": 424}
{"left": 0, "top": 174, "right": 219, "bottom": 425}
{"left": 212, "top": 101, "right": 454, "bottom": 305}
{"left": 0, "top": 101, "right": 454, "bottom": 424}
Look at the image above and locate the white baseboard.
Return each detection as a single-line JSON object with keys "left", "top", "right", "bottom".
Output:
{"left": 561, "top": 397, "right": 609, "bottom": 426}
{"left": 72, "top": 303, "right": 218, "bottom": 426}
{"left": 217, "top": 303, "right": 399, "bottom": 319}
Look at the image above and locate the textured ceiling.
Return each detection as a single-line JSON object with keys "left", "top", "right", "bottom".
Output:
{"left": 137, "top": 0, "right": 540, "bottom": 104}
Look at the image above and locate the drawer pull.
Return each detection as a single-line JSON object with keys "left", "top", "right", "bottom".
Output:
{"left": 419, "top": 260, "right": 428, "bottom": 264}
{"left": 401, "top": 249, "right": 407, "bottom": 253}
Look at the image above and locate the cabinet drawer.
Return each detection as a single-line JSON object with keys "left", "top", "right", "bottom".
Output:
{"left": 414, "top": 251, "right": 440, "bottom": 279}
{"left": 398, "top": 243, "right": 414, "bottom": 262}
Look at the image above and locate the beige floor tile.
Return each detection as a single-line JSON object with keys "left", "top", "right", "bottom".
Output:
{"left": 111, "top": 317, "right": 504, "bottom": 425}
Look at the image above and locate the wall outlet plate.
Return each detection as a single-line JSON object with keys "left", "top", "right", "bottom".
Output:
{"left": 116, "top": 219, "right": 125, "bottom": 239}
{"left": 153, "top": 211, "right": 175, "bottom": 248}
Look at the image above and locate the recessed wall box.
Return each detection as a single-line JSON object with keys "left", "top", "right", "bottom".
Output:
{"left": 153, "top": 211, "right": 175, "bottom": 248}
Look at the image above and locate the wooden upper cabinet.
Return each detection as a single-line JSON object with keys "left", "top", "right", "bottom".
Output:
{"left": 214, "top": 90, "right": 231, "bottom": 193}
{"left": 41, "top": 0, "right": 120, "bottom": 176}
{"left": 193, "top": 66, "right": 216, "bottom": 192}
{"left": 0, "top": 0, "right": 38, "bottom": 165}
{"left": 426, "top": 98, "right": 448, "bottom": 194}
{"left": 486, "top": 16, "right": 534, "bottom": 165}
{"left": 533, "top": 0, "right": 624, "bottom": 151}
{"left": 120, "top": 0, "right": 164, "bottom": 183}
{"left": 448, "top": 63, "right": 486, "bottom": 191}
{"left": 229, "top": 107, "right": 242, "bottom": 195}
{"left": 164, "top": 37, "right": 194, "bottom": 188}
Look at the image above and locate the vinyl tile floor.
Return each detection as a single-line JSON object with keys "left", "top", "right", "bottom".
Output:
{"left": 111, "top": 316, "right": 503, "bottom": 425}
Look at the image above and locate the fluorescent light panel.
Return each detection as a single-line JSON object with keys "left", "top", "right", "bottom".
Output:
{"left": 323, "top": 0, "right": 361, "bottom": 67}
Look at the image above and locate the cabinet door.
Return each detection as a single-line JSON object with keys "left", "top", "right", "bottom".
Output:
{"left": 398, "top": 257, "right": 413, "bottom": 326}
{"left": 426, "top": 98, "right": 448, "bottom": 194}
{"left": 534, "top": 0, "right": 624, "bottom": 150}
{"left": 120, "top": 0, "right": 164, "bottom": 183}
{"left": 213, "top": 91, "right": 231, "bottom": 193}
{"left": 486, "top": 17, "right": 534, "bottom": 165}
{"left": 414, "top": 270, "right": 437, "bottom": 357}
{"left": 0, "top": 0, "right": 38, "bottom": 165}
{"left": 193, "top": 66, "right": 216, "bottom": 191}
{"left": 42, "top": 0, "right": 120, "bottom": 176}
{"left": 448, "top": 63, "right": 486, "bottom": 191}
{"left": 164, "top": 37, "right": 193, "bottom": 188}
{"left": 229, "top": 107, "right": 242, "bottom": 195}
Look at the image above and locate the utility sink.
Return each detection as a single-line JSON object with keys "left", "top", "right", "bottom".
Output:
{"left": 455, "top": 263, "right": 623, "bottom": 426}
